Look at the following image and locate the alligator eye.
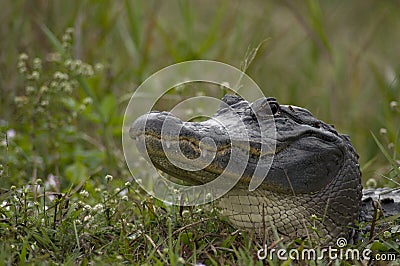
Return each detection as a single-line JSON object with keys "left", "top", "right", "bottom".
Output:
{"left": 252, "top": 97, "right": 280, "bottom": 117}
{"left": 269, "top": 102, "right": 280, "bottom": 115}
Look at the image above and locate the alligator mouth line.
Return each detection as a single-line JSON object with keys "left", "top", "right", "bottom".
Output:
{"left": 134, "top": 126, "right": 341, "bottom": 182}
{"left": 136, "top": 125, "right": 340, "bottom": 157}
{"left": 136, "top": 130, "right": 279, "bottom": 158}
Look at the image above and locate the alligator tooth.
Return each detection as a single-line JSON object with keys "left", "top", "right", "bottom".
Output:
{"left": 165, "top": 140, "right": 171, "bottom": 148}
{"left": 135, "top": 135, "right": 145, "bottom": 143}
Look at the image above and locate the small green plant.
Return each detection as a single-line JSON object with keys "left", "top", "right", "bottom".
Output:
{"left": 373, "top": 97, "right": 400, "bottom": 188}
{"left": 0, "top": 174, "right": 140, "bottom": 264}
{"left": 0, "top": 27, "right": 124, "bottom": 191}
{"left": 365, "top": 95, "right": 400, "bottom": 258}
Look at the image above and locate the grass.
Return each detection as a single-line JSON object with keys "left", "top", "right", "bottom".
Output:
{"left": 0, "top": 0, "right": 399, "bottom": 264}
{"left": 0, "top": 176, "right": 258, "bottom": 265}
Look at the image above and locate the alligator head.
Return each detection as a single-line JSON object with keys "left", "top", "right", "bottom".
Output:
{"left": 129, "top": 94, "right": 362, "bottom": 244}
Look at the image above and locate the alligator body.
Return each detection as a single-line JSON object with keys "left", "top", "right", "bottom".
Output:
{"left": 130, "top": 94, "right": 398, "bottom": 244}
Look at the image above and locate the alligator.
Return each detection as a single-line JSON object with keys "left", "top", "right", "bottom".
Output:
{"left": 129, "top": 94, "right": 400, "bottom": 244}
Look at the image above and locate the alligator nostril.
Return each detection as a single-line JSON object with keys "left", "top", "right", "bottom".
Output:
{"left": 221, "top": 94, "right": 244, "bottom": 106}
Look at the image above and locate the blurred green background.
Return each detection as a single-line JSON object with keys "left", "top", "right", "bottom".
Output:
{"left": 1, "top": 0, "right": 399, "bottom": 188}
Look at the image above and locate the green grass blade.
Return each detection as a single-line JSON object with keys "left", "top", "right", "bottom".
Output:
{"left": 371, "top": 131, "right": 396, "bottom": 166}
{"left": 40, "top": 24, "right": 66, "bottom": 56}
{"left": 125, "top": 0, "right": 142, "bottom": 51}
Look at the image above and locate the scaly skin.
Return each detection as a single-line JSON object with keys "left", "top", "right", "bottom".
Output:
{"left": 130, "top": 94, "right": 363, "bottom": 244}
